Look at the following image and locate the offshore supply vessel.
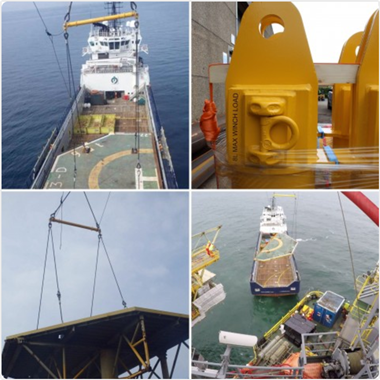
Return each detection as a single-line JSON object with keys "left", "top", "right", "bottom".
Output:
{"left": 250, "top": 194, "right": 300, "bottom": 296}
{"left": 30, "top": 2, "right": 177, "bottom": 189}
{"left": 192, "top": 192, "right": 379, "bottom": 379}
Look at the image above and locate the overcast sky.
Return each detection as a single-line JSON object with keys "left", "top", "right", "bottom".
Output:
{"left": 2, "top": 191, "right": 189, "bottom": 378}
{"left": 293, "top": 2, "right": 378, "bottom": 63}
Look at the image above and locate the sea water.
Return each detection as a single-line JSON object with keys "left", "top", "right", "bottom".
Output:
{"left": 192, "top": 191, "right": 379, "bottom": 365}
{"left": 2, "top": 2, "right": 189, "bottom": 188}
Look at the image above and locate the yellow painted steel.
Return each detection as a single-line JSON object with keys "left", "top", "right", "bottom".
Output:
{"left": 225, "top": 2, "right": 318, "bottom": 188}
{"left": 192, "top": 246, "right": 220, "bottom": 274}
{"left": 64, "top": 12, "right": 138, "bottom": 30}
{"left": 264, "top": 290, "right": 323, "bottom": 339}
{"left": 332, "top": 32, "right": 364, "bottom": 148}
{"left": 350, "top": 11, "right": 379, "bottom": 149}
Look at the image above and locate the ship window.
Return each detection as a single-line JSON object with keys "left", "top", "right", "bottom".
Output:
{"left": 137, "top": 39, "right": 141, "bottom": 44}
{"left": 90, "top": 41, "right": 95, "bottom": 46}
{"left": 126, "top": 40, "right": 130, "bottom": 45}
{"left": 115, "top": 42, "right": 120, "bottom": 49}
{"left": 109, "top": 42, "right": 114, "bottom": 50}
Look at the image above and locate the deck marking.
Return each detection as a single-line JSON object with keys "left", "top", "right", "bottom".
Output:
{"left": 261, "top": 237, "right": 283, "bottom": 253}
{"left": 88, "top": 149, "right": 153, "bottom": 189}
{"left": 49, "top": 182, "right": 63, "bottom": 188}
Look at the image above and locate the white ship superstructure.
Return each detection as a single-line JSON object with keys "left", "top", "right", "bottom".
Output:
{"left": 260, "top": 197, "right": 288, "bottom": 235}
{"left": 81, "top": 18, "right": 149, "bottom": 97}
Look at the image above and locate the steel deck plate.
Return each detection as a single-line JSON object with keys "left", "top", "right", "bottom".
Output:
{"left": 44, "top": 134, "right": 160, "bottom": 189}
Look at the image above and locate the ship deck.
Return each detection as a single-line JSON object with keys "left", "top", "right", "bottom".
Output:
{"left": 254, "top": 256, "right": 297, "bottom": 287}
{"left": 44, "top": 98, "right": 163, "bottom": 189}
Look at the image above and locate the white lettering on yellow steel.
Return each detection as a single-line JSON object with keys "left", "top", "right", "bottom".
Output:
{"left": 232, "top": 92, "right": 239, "bottom": 162}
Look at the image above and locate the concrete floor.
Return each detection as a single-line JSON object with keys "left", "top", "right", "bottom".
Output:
{"left": 318, "top": 99, "right": 332, "bottom": 124}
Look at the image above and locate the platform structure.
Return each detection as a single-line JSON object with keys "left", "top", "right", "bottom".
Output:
{"left": 2, "top": 307, "right": 188, "bottom": 379}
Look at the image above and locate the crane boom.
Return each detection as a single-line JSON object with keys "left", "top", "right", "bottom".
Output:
{"left": 342, "top": 192, "right": 379, "bottom": 226}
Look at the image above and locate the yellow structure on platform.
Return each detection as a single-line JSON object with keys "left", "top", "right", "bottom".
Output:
{"left": 226, "top": 2, "right": 318, "bottom": 188}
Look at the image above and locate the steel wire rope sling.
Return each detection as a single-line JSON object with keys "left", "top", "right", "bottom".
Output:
{"left": 33, "top": 3, "right": 69, "bottom": 96}
{"left": 130, "top": 2, "right": 143, "bottom": 188}
{"left": 36, "top": 192, "right": 71, "bottom": 329}
{"left": 36, "top": 192, "right": 126, "bottom": 329}
{"left": 63, "top": 2, "right": 83, "bottom": 188}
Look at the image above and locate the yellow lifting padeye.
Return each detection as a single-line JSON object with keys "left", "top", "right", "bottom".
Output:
{"left": 332, "top": 32, "right": 363, "bottom": 149}
{"left": 226, "top": 3, "right": 318, "bottom": 178}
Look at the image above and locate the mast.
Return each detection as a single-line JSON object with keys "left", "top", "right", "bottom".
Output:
{"left": 105, "top": 2, "right": 122, "bottom": 29}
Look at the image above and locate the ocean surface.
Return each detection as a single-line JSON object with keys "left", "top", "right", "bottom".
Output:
{"left": 192, "top": 191, "right": 379, "bottom": 366}
{"left": 2, "top": 2, "right": 189, "bottom": 189}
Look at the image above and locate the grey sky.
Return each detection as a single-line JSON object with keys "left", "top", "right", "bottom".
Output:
{"left": 294, "top": 2, "right": 378, "bottom": 63}
{"left": 2, "top": 191, "right": 189, "bottom": 378}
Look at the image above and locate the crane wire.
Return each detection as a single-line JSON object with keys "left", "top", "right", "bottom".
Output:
{"left": 36, "top": 224, "right": 52, "bottom": 329}
{"left": 99, "top": 193, "right": 111, "bottom": 225}
{"left": 84, "top": 192, "right": 126, "bottom": 310}
{"left": 100, "top": 236, "right": 127, "bottom": 308}
{"left": 90, "top": 234, "right": 102, "bottom": 317}
{"left": 338, "top": 193, "right": 359, "bottom": 296}
{"left": 84, "top": 192, "right": 100, "bottom": 228}
{"left": 63, "top": 2, "right": 82, "bottom": 188}
{"left": 52, "top": 191, "right": 71, "bottom": 216}
{"left": 50, "top": 227, "right": 64, "bottom": 323}
{"left": 59, "top": 192, "right": 64, "bottom": 249}
{"left": 33, "top": 2, "right": 69, "bottom": 95}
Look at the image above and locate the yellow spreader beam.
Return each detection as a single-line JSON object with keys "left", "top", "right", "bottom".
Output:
{"left": 64, "top": 11, "right": 138, "bottom": 31}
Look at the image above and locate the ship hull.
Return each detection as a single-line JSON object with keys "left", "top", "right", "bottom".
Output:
{"left": 250, "top": 230, "right": 300, "bottom": 296}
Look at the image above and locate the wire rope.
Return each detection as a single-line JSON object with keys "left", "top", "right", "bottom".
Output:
{"left": 90, "top": 234, "right": 102, "bottom": 317}
{"left": 52, "top": 191, "right": 71, "bottom": 216}
{"left": 50, "top": 228, "right": 64, "bottom": 323}
{"left": 84, "top": 192, "right": 100, "bottom": 228}
{"left": 36, "top": 223, "right": 52, "bottom": 329}
{"left": 59, "top": 192, "right": 64, "bottom": 249}
{"left": 100, "top": 236, "right": 127, "bottom": 308}
{"left": 33, "top": 3, "right": 69, "bottom": 95}
{"left": 337, "top": 193, "right": 361, "bottom": 312}
{"left": 99, "top": 193, "right": 111, "bottom": 225}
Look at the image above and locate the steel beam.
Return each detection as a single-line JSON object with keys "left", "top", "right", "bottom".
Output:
{"left": 22, "top": 344, "right": 58, "bottom": 379}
